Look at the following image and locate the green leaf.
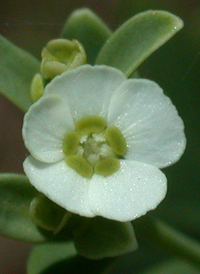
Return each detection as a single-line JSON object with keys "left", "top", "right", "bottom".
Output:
{"left": 74, "top": 217, "right": 137, "bottom": 259}
{"left": 27, "top": 242, "right": 76, "bottom": 274}
{"left": 61, "top": 8, "right": 112, "bottom": 64}
{"left": 28, "top": 241, "right": 115, "bottom": 274}
{"left": 134, "top": 216, "right": 200, "bottom": 269}
{"left": 0, "top": 35, "right": 40, "bottom": 111}
{"left": 96, "top": 10, "right": 183, "bottom": 76}
{"left": 139, "top": 259, "right": 199, "bottom": 274}
{"left": 0, "top": 173, "right": 50, "bottom": 242}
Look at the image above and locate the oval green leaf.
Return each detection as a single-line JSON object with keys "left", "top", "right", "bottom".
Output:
{"left": 27, "top": 242, "right": 76, "bottom": 274}
{"left": 61, "top": 8, "right": 112, "bottom": 64}
{"left": 0, "top": 173, "right": 50, "bottom": 242}
{"left": 74, "top": 217, "right": 137, "bottom": 259}
{"left": 96, "top": 10, "right": 183, "bottom": 76}
{"left": 27, "top": 241, "right": 114, "bottom": 274}
{"left": 0, "top": 35, "right": 40, "bottom": 111}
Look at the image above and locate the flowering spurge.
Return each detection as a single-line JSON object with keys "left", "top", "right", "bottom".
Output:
{"left": 23, "top": 65, "right": 186, "bottom": 222}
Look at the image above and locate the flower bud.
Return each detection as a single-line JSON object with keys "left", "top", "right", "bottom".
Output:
{"left": 40, "top": 39, "right": 86, "bottom": 79}
{"left": 30, "top": 73, "right": 44, "bottom": 102}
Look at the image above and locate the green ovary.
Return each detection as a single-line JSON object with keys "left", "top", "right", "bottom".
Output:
{"left": 62, "top": 116, "right": 127, "bottom": 178}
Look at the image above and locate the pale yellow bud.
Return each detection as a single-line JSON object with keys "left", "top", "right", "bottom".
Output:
{"left": 40, "top": 39, "right": 87, "bottom": 79}
{"left": 30, "top": 73, "right": 44, "bottom": 102}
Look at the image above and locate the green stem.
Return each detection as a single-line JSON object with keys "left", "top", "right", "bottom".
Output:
{"left": 134, "top": 216, "right": 200, "bottom": 268}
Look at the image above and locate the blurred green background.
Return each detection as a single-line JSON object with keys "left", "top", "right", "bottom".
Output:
{"left": 0, "top": 0, "right": 200, "bottom": 273}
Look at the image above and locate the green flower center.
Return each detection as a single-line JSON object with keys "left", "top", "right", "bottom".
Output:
{"left": 62, "top": 116, "right": 127, "bottom": 178}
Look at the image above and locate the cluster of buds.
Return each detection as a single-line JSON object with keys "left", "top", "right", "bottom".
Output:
{"left": 30, "top": 39, "right": 86, "bottom": 102}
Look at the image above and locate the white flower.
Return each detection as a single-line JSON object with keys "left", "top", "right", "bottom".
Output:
{"left": 22, "top": 65, "right": 186, "bottom": 222}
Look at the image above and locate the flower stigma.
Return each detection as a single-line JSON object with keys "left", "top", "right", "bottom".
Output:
{"left": 62, "top": 115, "right": 127, "bottom": 178}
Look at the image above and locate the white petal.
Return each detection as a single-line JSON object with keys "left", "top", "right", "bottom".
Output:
{"left": 44, "top": 65, "right": 126, "bottom": 121}
{"left": 107, "top": 79, "right": 186, "bottom": 168}
{"left": 23, "top": 156, "right": 94, "bottom": 217}
{"left": 89, "top": 160, "right": 167, "bottom": 222}
{"left": 23, "top": 95, "right": 74, "bottom": 163}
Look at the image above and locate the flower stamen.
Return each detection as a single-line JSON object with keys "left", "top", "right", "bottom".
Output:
{"left": 65, "top": 155, "right": 93, "bottom": 178}
{"left": 63, "top": 116, "right": 127, "bottom": 178}
{"left": 94, "top": 157, "right": 120, "bottom": 177}
{"left": 75, "top": 116, "right": 106, "bottom": 135}
{"left": 63, "top": 132, "right": 80, "bottom": 155}
{"left": 105, "top": 126, "right": 127, "bottom": 156}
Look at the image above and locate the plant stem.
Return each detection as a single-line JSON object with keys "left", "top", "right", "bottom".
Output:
{"left": 134, "top": 216, "right": 200, "bottom": 268}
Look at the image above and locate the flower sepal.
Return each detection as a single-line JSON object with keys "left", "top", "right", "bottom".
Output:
{"left": 26, "top": 216, "right": 137, "bottom": 273}
{"left": 30, "top": 194, "right": 71, "bottom": 233}
{"left": 74, "top": 216, "right": 137, "bottom": 260}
